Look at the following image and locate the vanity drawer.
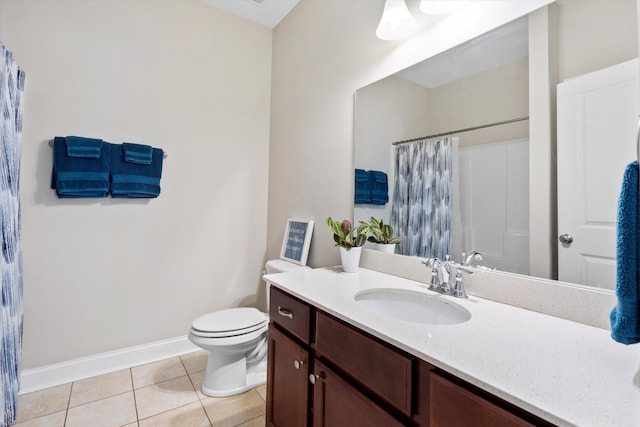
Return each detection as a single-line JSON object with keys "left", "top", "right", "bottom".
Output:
{"left": 429, "top": 372, "right": 539, "bottom": 427}
{"left": 314, "top": 311, "right": 413, "bottom": 417}
{"left": 269, "top": 287, "right": 311, "bottom": 344}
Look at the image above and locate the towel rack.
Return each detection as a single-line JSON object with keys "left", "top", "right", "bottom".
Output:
{"left": 48, "top": 139, "right": 168, "bottom": 159}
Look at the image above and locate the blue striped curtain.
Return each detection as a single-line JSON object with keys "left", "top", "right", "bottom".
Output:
{"left": 391, "top": 137, "right": 452, "bottom": 258}
{"left": 1, "top": 42, "right": 25, "bottom": 426}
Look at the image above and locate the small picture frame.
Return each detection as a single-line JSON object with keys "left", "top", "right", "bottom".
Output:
{"left": 280, "top": 219, "right": 314, "bottom": 266}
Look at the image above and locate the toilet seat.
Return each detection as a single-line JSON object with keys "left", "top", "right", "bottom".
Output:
{"left": 190, "top": 307, "right": 267, "bottom": 338}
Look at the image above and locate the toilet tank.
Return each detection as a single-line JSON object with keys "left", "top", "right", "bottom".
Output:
{"left": 265, "top": 259, "right": 310, "bottom": 274}
{"left": 264, "top": 259, "right": 310, "bottom": 310}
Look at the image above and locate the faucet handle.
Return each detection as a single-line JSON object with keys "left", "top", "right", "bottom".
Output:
{"left": 451, "top": 267, "right": 474, "bottom": 298}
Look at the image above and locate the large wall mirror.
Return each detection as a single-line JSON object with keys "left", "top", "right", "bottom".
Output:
{"left": 354, "top": 0, "right": 638, "bottom": 292}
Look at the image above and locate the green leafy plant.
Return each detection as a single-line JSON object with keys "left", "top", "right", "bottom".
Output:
{"left": 326, "top": 217, "right": 367, "bottom": 250}
{"left": 360, "top": 217, "right": 401, "bottom": 245}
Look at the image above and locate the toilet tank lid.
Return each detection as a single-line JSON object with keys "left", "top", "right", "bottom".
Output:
{"left": 192, "top": 307, "right": 266, "bottom": 333}
{"left": 266, "top": 259, "right": 311, "bottom": 274}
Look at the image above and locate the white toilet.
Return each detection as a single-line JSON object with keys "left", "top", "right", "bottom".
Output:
{"left": 188, "top": 258, "right": 309, "bottom": 397}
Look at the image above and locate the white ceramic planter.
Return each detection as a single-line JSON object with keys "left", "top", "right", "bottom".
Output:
{"left": 370, "top": 243, "right": 397, "bottom": 254}
{"left": 339, "top": 246, "right": 362, "bottom": 273}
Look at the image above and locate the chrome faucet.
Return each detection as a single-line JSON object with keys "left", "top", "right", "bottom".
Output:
{"left": 422, "top": 255, "right": 471, "bottom": 298}
{"left": 462, "top": 251, "right": 484, "bottom": 267}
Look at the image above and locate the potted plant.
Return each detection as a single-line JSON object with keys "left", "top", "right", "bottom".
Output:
{"left": 326, "top": 217, "right": 367, "bottom": 272}
{"left": 360, "top": 217, "right": 400, "bottom": 253}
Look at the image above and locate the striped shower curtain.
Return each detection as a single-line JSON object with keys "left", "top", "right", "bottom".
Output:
{"left": 391, "top": 137, "right": 452, "bottom": 258}
{"left": 1, "top": 42, "right": 25, "bottom": 426}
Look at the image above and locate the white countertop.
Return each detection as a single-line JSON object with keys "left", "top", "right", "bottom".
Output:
{"left": 263, "top": 267, "right": 640, "bottom": 427}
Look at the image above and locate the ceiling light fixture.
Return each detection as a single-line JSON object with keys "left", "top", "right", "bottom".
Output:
{"left": 376, "top": 0, "right": 417, "bottom": 41}
{"left": 419, "top": 0, "right": 468, "bottom": 15}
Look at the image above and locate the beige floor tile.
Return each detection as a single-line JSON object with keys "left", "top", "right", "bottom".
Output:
{"left": 69, "top": 368, "right": 133, "bottom": 407}
{"left": 138, "top": 401, "right": 212, "bottom": 427}
{"left": 65, "top": 392, "right": 136, "bottom": 427}
{"left": 134, "top": 375, "right": 199, "bottom": 419}
{"left": 187, "top": 370, "right": 207, "bottom": 400}
{"left": 13, "top": 383, "right": 71, "bottom": 423}
{"left": 9, "top": 410, "right": 66, "bottom": 427}
{"left": 181, "top": 350, "right": 208, "bottom": 374}
{"left": 122, "top": 423, "right": 138, "bottom": 427}
{"left": 255, "top": 384, "right": 267, "bottom": 401}
{"left": 201, "top": 389, "right": 265, "bottom": 427}
{"left": 236, "top": 415, "right": 266, "bottom": 427}
{"left": 132, "top": 357, "right": 187, "bottom": 389}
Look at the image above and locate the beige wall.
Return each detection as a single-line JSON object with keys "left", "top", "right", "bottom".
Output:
{"left": 558, "top": 0, "right": 638, "bottom": 81}
{"left": 0, "top": 0, "right": 272, "bottom": 369}
{"left": 428, "top": 57, "right": 529, "bottom": 146}
{"left": 269, "top": 0, "right": 553, "bottom": 268}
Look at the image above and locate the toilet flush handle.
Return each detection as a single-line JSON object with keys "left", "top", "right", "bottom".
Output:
{"left": 277, "top": 306, "right": 294, "bottom": 320}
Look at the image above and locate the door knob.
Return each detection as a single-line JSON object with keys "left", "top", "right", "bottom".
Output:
{"left": 558, "top": 234, "right": 574, "bottom": 244}
{"left": 309, "top": 373, "right": 319, "bottom": 384}
{"left": 294, "top": 360, "right": 304, "bottom": 370}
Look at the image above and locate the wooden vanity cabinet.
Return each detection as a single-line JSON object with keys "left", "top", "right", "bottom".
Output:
{"left": 311, "top": 360, "right": 405, "bottom": 427}
{"left": 266, "top": 287, "right": 555, "bottom": 427}
{"left": 314, "top": 311, "right": 413, "bottom": 418}
{"left": 266, "top": 325, "right": 310, "bottom": 427}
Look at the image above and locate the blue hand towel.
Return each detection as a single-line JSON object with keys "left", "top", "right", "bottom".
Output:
{"left": 610, "top": 160, "right": 640, "bottom": 344}
{"left": 123, "top": 142, "right": 153, "bottom": 165}
{"left": 65, "top": 136, "right": 103, "bottom": 158}
{"left": 110, "top": 143, "right": 163, "bottom": 198}
{"left": 51, "top": 137, "right": 110, "bottom": 198}
{"left": 368, "top": 170, "right": 389, "bottom": 205}
{"left": 354, "top": 169, "right": 371, "bottom": 204}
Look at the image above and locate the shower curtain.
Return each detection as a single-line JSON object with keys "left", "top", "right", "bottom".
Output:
{"left": 1, "top": 42, "right": 25, "bottom": 426}
{"left": 391, "top": 137, "right": 452, "bottom": 258}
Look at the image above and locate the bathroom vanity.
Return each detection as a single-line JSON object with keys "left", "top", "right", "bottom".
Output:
{"left": 264, "top": 267, "right": 640, "bottom": 427}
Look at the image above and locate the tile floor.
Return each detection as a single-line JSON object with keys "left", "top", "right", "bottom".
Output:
{"left": 10, "top": 350, "right": 266, "bottom": 427}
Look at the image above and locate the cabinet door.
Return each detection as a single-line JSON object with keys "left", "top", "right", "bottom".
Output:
{"left": 429, "top": 372, "right": 537, "bottom": 427}
{"left": 312, "top": 360, "right": 405, "bottom": 427}
{"left": 266, "top": 325, "right": 309, "bottom": 427}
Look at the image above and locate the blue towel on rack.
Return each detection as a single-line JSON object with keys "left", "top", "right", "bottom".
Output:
{"left": 110, "top": 143, "right": 163, "bottom": 198}
{"left": 123, "top": 142, "right": 153, "bottom": 165}
{"left": 354, "top": 169, "right": 371, "bottom": 204}
{"left": 51, "top": 137, "right": 110, "bottom": 198}
{"left": 368, "top": 170, "right": 388, "bottom": 205}
{"left": 610, "top": 160, "right": 640, "bottom": 344}
{"left": 65, "top": 136, "right": 103, "bottom": 158}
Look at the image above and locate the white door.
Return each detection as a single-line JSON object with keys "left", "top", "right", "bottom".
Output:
{"left": 557, "top": 58, "right": 639, "bottom": 290}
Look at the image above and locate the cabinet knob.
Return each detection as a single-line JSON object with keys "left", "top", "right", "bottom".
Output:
{"left": 294, "top": 360, "right": 304, "bottom": 370}
{"left": 309, "top": 373, "right": 319, "bottom": 384}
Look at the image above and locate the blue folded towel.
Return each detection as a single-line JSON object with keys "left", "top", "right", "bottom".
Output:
{"left": 51, "top": 137, "right": 110, "bottom": 198}
{"left": 110, "top": 144, "right": 163, "bottom": 198}
{"left": 65, "top": 136, "right": 103, "bottom": 158}
{"left": 354, "top": 169, "right": 371, "bottom": 204}
{"left": 610, "top": 160, "right": 640, "bottom": 344}
{"left": 368, "top": 170, "right": 389, "bottom": 205}
{"left": 122, "top": 142, "right": 153, "bottom": 165}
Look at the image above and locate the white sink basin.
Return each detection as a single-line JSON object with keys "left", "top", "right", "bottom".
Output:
{"left": 354, "top": 288, "right": 471, "bottom": 325}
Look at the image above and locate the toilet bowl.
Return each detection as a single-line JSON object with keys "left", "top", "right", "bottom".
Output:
{"left": 188, "top": 307, "right": 268, "bottom": 397}
{"left": 188, "top": 258, "right": 309, "bottom": 397}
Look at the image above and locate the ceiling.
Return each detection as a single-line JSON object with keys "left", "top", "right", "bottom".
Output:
{"left": 202, "top": 0, "right": 300, "bottom": 29}
{"left": 395, "top": 16, "right": 529, "bottom": 89}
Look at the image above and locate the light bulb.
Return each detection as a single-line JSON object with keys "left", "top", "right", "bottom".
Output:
{"left": 376, "top": 0, "right": 417, "bottom": 41}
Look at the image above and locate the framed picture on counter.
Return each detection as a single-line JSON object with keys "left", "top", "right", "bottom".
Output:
{"left": 280, "top": 219, "right": 314, "bottom": 266}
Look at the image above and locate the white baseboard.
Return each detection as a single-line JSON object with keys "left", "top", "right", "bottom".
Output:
{"left": 19, "top": 335, "right": 200, "bottom": 395}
